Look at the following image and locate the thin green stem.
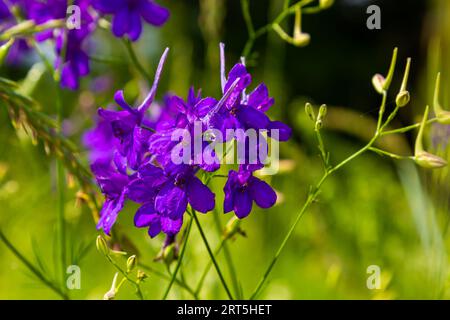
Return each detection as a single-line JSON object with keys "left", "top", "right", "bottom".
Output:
{"left": 138, "top": 262, "right": 198, "bottom": 299}
{"left": 192, "top": 209, "right": 234, "bottom": 300}
{"left": 368, "top": 147, "right": 413, "bottom": 160}
{"left": 122, "top": 38, "right": 152, "bottom": 83}
{"left": 380, "top": 118, "right": 439, "bottom": 136}
{"left": 241, "top": 0, "right": 316, "bottom": 58}
{"left": 194, "top": 237, "right": 225, "bottom": 296}
{"left": 0, "top": 230, "right": 69, "bottom": 300}
{"left": 105, "top": 254, "right": 144, "bottom": 300}
{"left": 162, "top": 215, "right": 194, "bottom": 300}
{"left": 241, "top": 0, "right": 255, "bottom": 37}
{"left": 212, "top": 209, "right": 240, "bottom": 298}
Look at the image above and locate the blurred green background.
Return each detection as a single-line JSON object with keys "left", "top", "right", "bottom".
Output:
{"left": 1, "top": 0, "right": 450, "bottom": 299}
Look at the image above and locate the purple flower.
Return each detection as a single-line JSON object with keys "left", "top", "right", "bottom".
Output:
{"left": 224, "top": 168, "right": 277, "bottom": 219}
{"left": 129, "top": 163, "right": 215, "bottom": 237}
{"left": 93, "top": 0, "right": 169, "bottom": 41}
{"left": 98, "top": 48, "right": 169, "bottom": 169}
{"left": 83, "top": 114, "right": 118, "bottom": 165}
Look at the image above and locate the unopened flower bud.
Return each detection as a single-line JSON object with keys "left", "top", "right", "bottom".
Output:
{"left": 414, "top": 151, "right": 447, "bottom": 169}
{"left": 318, "top": 104, "right": 327, "bottom": 120}
{"left": 305, "top": 103, "right": 316, "bottom": 121}
{"left": 372, "top": 74, "right": 385, "bottom": 94}
{"left": 137, "top": 270, "right": 147, "bottom": 282}
{"left": 96, "top": 235, "right": 109, "bottom": 256}
{"left": 396, "top": 90, "right": 410, "bottom": 107}
{"left": 319, "top": 0, "right": 334, "bottom": 9}
{"left": 223, "top": 216, "right": 241, "bottom": 240}
{"left": 103, "top": 273, "right": 118, "bottom": 300}
{"left": 433, "top": 73, "right": 450, "bottom": 125}
{"left": 163, "top": 243, "right": 176, "bottom": 265}
{"left": 126, "top": 255, "right": 137, "bottom": 273}
{"left": 293, "top": 32, "right": 310, "bottom": 47}
{"left": 396, "top": 58, "right": 411, "bottom": 107}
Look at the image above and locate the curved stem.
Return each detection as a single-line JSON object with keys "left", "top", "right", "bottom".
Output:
{"left": 105, "top": 254, "right": 144, "bottom": 300}
{"left": 192, "top": 209, "right": 234, "bottom": 300}
{"left": 162, "top": 215, "right": 194, "bottom": 300}
{"left": 122, "top": 38, "right": 152, "bottom": 83}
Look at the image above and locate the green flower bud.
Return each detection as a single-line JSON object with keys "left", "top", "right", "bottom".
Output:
{"left": 96, "top": 235, "right": 109, "bottom": 256}
{"left": 319, "top": 0, "right": 334, "bottom": 9}
{"left": 0, "top": 39, "right": 14, "bottom": 65}
{"left": 163, "top": 243, "right": 176, "bottom": 265}
{"left": 103, "top": 272, "right": 118, "bottom": 300}
{"left": 414, "top": 151, "right": 447, "bottom": 169}
{"left": 137, "top": 270, "right": 147, "bottom": 282}
{"left": 305, "top": 102, "right": 316, "bottom": 121}
{"left": 318, "top": 104, "right": 327, "bottom": 120}
{"left": 372, "top": 74, "right": 386, "bottom": 94}
{"left": 126, "top": 255, "right": 137, "bottom": 273}
{"left": 223, "top": 216, "right": 241, "bottom": 240}
{"left": 414, "top": 105, "right": 447, "bottom": 169}
{"left": 433, "top": 73, "right": 450, "bottom": 125}
{"left": 293, "top": 32, "right": 310, "bottom": 47}
{"left": 396, "top": 90, "right": 410, "bottom": 107}
{"left": 396, "top": 58, "right": 411, "bottom": 107}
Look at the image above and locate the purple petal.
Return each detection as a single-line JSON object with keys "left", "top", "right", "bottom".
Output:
{"left": 97, "top": 191, "right": 126, "bottom": 235}
{"left": 134, "top": 203, "right": 158, "bottom": 226}
{"left": 112, "top": 9, "right": 130, "bottom": 38}
{"left": 155, "top": 183, "right": 188, "bottom": 220}
{"left": 128, "top": 10, "right": 142, "bottom": 41}
{"left": 233, "top": 189, "right": 252, "bottom": 219}
{"left": 247, "top": 84, "right": 274, "bottom": 112}
{"left": 249, "top": 176, "right": 277, "bottom": 209}
{"left": 160, "top": 216, "right": 183, "bottom": 235}
{"left": 128, "top": 179, "right": 155, "bottom": 203}
{"left": 186, "top": 176, "right": 215, "bottom": 213}
{"left": 268, "top": 121, "right": 292, "bottom": 141}
{"left": 237, "top": 106, "right": 270, "bottom": 129}
{"left": 140, "top": 1, "right": 170, "bottom": 26}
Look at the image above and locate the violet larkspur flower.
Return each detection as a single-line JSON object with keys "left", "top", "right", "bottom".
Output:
{"left": 92, "top": 0, "right": 170, "bottom": 41}
{"left": 129, "top": 163, "right": 215, "bottom": 237}
{"left": 224, "top": 167, "right": 277, "bottom": 219}
{"left": 98, "top": 48, "right": 169, "bottom": 169}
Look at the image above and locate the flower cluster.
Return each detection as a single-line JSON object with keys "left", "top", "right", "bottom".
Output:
{"left": 85, "top": 45, "right": 292, "bottom": 239}
{"left": 0, "top": 0, "right": 169, "bottom": 89}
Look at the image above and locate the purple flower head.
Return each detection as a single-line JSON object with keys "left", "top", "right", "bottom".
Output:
{"left": 93, "top": 0, "right": 169, "bottom": 41}
{"left": 224, "top": 167, "right": 277, "bottom": 219}
{"left": 98, "top": 48, "right": 169, "bottom": 169}
{"left": 208, "top": 44, "right": 292, "bottom": 143}
{"left": 130, "top": 163, "right": 215, "bottom": 237}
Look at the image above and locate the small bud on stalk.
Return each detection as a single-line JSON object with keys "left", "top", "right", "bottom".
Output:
{"left": 396, "top": 58, "right": 411, "bottom": 107}
{"left": 433, "top": 73, "right": 450, "bottom": 124}
{"left": 320, "top": 0, "right": 334, "bottom": 9}
{"left": 305, "top": 102, "right": 316, "bottom": 121}
{"left": 414, "top": 105, "right": 447, "bottom": 169}
{"left": 126, "top": 255, "right": 137, "bottom": 273}
{"left": 96, "top": 235, "right": 109, "bottom": 256}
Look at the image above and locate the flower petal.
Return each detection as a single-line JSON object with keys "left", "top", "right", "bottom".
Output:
{"left": 233, "top": 189, "right": 252, "bottom": 219}
{"left": 140, "top": 1, "right": 170, "bottom": 26}
{"left": 186, "top": 176, "right": 215, "bottom": 213}
{"left": 249, "top": 176, "right": 277, "bottom": 209}
{"left": 155, "top": 182, "right": 188, "bottom": 220}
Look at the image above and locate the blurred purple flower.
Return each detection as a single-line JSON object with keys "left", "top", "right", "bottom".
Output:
{"left": 92, "top": 0, "right": 169, "bottom": 41}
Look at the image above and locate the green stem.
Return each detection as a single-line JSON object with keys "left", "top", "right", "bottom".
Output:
{"left": 138, "top": 262, "right": 198, "bottom": 299}
{"left": 212, "top": 208, "right": 240, "bottom": 298}
{"left": 380, "top": 118, "right": 439, "bottom": 136}
{"left": 241, "top": 0, "right": 316, "bottom": 58}
{"left": 0, "top": 230, "right": 69, "bottom": 300}
{"left": 192, "top": 209, "right": 234, "bottom": 300}
{"left": 368, "top": 147, "right": 413, "bottom": 160}
{"left": 162, "top": 215, "right": 194, "bottom": 300}
{"left": 105, "top": 254, "right": 144, "bottom": 300}
{"left": 122, "top": 38, "right": 152, "bottom": 83}
{"left": 194, "top": 238, "right": 225, "bottom": 296}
